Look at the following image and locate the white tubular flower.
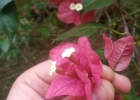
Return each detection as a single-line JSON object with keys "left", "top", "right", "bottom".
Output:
{"left": 49, "top": 61, "right": 56, "bottom": 76}
{"left": 62, "top": 47, "right": 75, "bottom": 58}
{"left": 70, "top": 3, "right": 76, "bottom": 10}
{"left": 75, "top": 3, "right": 83, "bottom": 11}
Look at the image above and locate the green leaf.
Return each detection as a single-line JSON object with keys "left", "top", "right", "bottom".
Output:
{"left": 0, "top": 1, "right": 19, "bottom": 40}
{"left": 82, "top": 0, "right": 115, "bottom": 14}
{"left": 55, "top": 22, "right": 108, "bottom": 41}
{"left": 40, "top": 27, "right": 50, "bottom": 38}
{"left": 12, "top": 35, "right": 17, "bottom": 44}
{"left": 0, "top": 37, "right": 10, "bottom": 53}
{"left": 95, "top": 47, "right": 105, "bottom": 60}
{"left": 0, "top": 0, "right": 12, "bottom": 11}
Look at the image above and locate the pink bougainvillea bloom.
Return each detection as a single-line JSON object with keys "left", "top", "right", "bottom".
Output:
{"left": 49, "top": 0, "right": 94, "bottom": 25}
{"left": 45, "top": 37, "right": 102, "bottom": 100}
{"left": 103, "top": 34, "right": 134, "bottom": 71}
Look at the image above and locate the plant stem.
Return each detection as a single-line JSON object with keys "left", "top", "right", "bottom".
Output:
{"left": 115, "top": 89, "right": 129, "bottom": 100}
{"left": 133, "top": 45, "right": 140, "bottom": 70}
{"left": 127, "top": 9, "right": 140, "bottom": 17}
{"left": 117, "top": 16, "right": 140, "bottom": 31}
{"left": 14, "top": 45, "right": 28, "bottom": 62}
{"left": 133, "top": 24, "right": 140, "bottom": 28}
{"left": 7, "top": 33, "right": 33, "bottom": 64}
{"left": 127, "top": 16, "right": 140, "bottom": 25}
{"left": 131, "top": 59, "right": 140, "bottom": 74}
{"left": 108, "top": 28, "right": 124, "bottom": 35}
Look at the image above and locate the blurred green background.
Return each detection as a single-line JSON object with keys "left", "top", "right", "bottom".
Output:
{"left": 0, "top": 0, "right": 140, "bottom": 100}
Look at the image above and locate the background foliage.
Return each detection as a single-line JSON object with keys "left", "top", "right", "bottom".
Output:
{"left": 0, "top": 0, "right": 140, "bottom": 100}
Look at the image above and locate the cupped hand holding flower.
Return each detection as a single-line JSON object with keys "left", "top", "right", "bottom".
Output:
{"left": 7, "top": 60, "right": 131, "bottom": 100}
{"left": 46, "top": 37, "right": 103, "bottom": 100}
{"left": 7, "top": 37, "right": 131, "bottom": 100}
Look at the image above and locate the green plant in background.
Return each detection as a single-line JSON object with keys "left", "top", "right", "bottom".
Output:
{"left": 0, "top": 0, "right": 60, "bottom": 62}
{"left": 0, "top": 0, "right": 20, "bottom": 62}
{"left": 0, "top": 0, "right": 140, "bottom": 100}
{"left": 0, "top": 0, "right": 18, "bottom": 52}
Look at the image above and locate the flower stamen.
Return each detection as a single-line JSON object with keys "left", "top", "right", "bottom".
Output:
{"left": 49, "top": 61, "right": 56, "bottom": 76}
{"left": 70, "top": 3, "right": 83, "bottom": 12}
{"left": 75, "top": 3, "right": 83, "bottom": 11}
{"left": 62, "top": 47, "right": 75, "bottom": 58}
{"left": 70, "top": 3, "right": 76, "bottom": 10}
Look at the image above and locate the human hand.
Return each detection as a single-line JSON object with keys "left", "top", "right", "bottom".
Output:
{"left": 7, "top": 60, "right": 131, "bottom": 100}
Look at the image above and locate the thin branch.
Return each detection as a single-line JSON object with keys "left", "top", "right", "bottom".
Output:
{"left": 114, "top": 2, "right": 140, "bottom": 70}
{"left": 116, "top": 4, "right": 129, "bottom": 35}
{"left": 0, "top": 73, "right": 21, "bottom": 83}
{"left": 127, "top": 15, "right": 140, "bottom": 25}
{"left": 131, "top": 59, "right": 140, "bottom": 74}
{"left": 105, "top": 12, "right": 113, "bottom": 38}
{"left": 127, "top": 9, "right": 140, "bottom": 17}
{"left": 134, "top": 45, "right": 140, "bottom": 70}
{"left": 131, "top": 78, "right": 140, "bottom": 83}
{"left": 117, "top": 15, "right": 140, "bottom": 31}
{"left": 115, "top": 89, "right": 130, "bottom": 100}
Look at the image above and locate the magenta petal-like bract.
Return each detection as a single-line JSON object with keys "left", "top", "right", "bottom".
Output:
{"left": 45, "top": 76, "right": 86, "bottom": 99}
{"left": 73, "top": 12, "right": 81, "bottom": 25}
{"left": 103, "top": 34, "right": 134, "bottom": 71}
{"left": 78, "top": 37, "right": 102, "bottom": 84}
{"left": 47, "top": 37, "right": 102, "bottom": 100}
{"left": 81, "top": 10, "right": 94, "bottom": 24}
{"left": 74, "top": 67, "right": 93, "bottom": 100}
{"left": 65, "top": 96, "right": 87, "bottom": 100}
{"left": 50, "top": 0, "right": 94, "bottom": 25}
{"left": 57, "top": 0, "right": 77, "bottom": 24}
{"left": 103, "top": 34, "right": 113, "bottom": 59}
{"left": 50, "top": 42, "right": 88, "bottom": 71}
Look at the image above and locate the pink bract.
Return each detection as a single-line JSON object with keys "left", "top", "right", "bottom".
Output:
{"left": 49, "top": 0, "right": 94, "bottom": 25}
{"left": 81, "top": 10, "right": 94, "bottom": 24}
{"left": 45, "top": 37, "right": 102, "bottom": 100}
{"left": 103, "top": 34, "right": 134, "bottom": 71}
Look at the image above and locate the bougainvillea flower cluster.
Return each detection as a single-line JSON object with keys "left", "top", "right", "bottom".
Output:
{"left": 49, "top": 0, "right": 94, "bottom": 25}
{"left": 45, "top": 37, "right": 102, "bottom": 100}
{"left": 103, "top": 34, "right": 134, "bottom": 71}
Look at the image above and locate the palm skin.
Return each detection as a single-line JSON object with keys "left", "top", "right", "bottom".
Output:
{"left": 7, "top": 60, "right": 131, "bottom": 100}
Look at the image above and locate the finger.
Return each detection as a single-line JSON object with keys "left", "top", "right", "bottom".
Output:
{"left": 63, "top": 79, "right": 115, "bottom": 100}
{"left": 101, "top": 65, "right": 114, "bottom": 82}
{"left": 19, "top": 60, "right": 58, "bottom": 96}
{"left": 112, "top": 73, "right": 131, "bottom": 94}
{"left": 7, "top": 73, "right": 49, "bottom": 100}
{"left": 33, "top": 60, "right": 58, "bottom": 84}
{"left": 7, "top": 60, "right": 57, "bottom": 100}
{"left": 32, "top": 60, "right": 114, "bottom": 84}
{"left": 32, "top": 61, "right": 115, "bottom": 84}
{"left": 92, "top": 79, "right": 115, "bottom": 100}
{"left": 26, "top": 60, "right": 115, "bottom": 96}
